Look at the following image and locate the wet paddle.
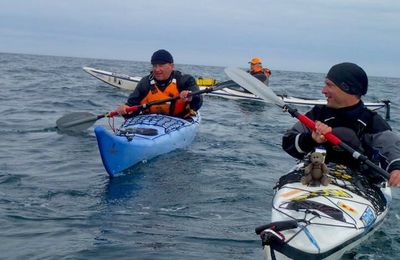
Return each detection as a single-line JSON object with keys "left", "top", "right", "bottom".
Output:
{"left": 224, "top": 67, "right": 390, "bottom": 180}
{"left": 56, "top": 79, "right": 237, "bottom": 132}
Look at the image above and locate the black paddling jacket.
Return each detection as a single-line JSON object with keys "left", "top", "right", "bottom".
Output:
{"left": 126, "top": 70, "right": 202, "bottom": 117}
{"left": 250, "top": 70, "right": 268, "bottom": 83}
{"left": 282, "top": 101, "right": 400, "bottom": 173}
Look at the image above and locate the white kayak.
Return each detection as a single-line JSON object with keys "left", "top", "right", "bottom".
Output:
{"left": 256, "top": 162, "right": 391, "bottom": 259}
{"left": 83, "top": 66, "right": 390, "bottom": 118}
{"left": 83, "top": 66, "right": 142, "bottom": 90}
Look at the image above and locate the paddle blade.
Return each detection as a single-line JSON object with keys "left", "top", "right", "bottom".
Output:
{"left": 56, "top": 112, "right": 98, "bottom": 132}
{"left": 224, "top": 67, "right": 286, "bottom": 107}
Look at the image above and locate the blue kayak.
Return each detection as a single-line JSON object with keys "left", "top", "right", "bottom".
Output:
{"left": 95, "top": 113, "right": 201, "bottom": 177}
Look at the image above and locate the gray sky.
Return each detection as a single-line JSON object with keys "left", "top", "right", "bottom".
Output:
{"left": 1, "top": 0, "right": 399, "bottom": 77}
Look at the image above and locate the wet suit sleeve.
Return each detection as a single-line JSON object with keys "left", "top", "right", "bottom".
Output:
{"left": 125, "top": 77, "right": 150, "bottom": 116}
{"left": 363, "top": 114, "right": 400, "bottom": 172}
{"left": 282, "top": 109, "right": 319, "bottom": 159}
{"left": 126, "top": 77, "right": 150, "bottom": 106}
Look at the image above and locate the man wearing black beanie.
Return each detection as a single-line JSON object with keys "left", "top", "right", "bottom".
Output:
{"left": 116, "top": 49, "right": 202, "bottom": 119}
{"left": 282, "top": 62, "right": 400, "bottom": 186}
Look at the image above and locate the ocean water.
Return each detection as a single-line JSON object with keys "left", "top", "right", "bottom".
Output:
{"left": 1, "top": 52, "right": 400, "bottom": 259}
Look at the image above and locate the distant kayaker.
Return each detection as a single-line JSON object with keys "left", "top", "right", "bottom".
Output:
{"left": 116, "top": 49, "right": 202, "bottom": 118}
{"left": 248, "top": 57, "right": 271, "bottom": 85}
{"left": 282, "top": 62, "right": 400, "bottom": 186}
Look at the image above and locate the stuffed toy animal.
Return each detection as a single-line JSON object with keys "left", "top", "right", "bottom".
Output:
{"left": 301, "top": 152, "right": 331, "bottom": 186}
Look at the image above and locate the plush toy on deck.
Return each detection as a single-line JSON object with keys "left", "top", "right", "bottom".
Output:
{"left": 301, "top": 152, "right": 331, "bottom": 186}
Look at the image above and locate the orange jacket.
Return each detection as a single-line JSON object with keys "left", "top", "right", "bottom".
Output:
{"left": 140, "top": 79, "right": 189, "bottom": 117}
{"left": 252, "top": 67, "right": 271, "bottom": 76}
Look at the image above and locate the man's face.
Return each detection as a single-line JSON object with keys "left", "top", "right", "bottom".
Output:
{"left": 322, "top": 79, "right": 358, "bottom": 108}
{"left": 152, "top": 63, "right": 174, "bottom": 81}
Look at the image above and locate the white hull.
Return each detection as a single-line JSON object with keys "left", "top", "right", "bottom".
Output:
{"left": 257, "top": 163, "right": 391, "bottom": 260}
{"left": 83, "top": 66, "right": 141, "bottom": 90}
{"left": 83, "top": 67, "right": 390, "bottom": 115}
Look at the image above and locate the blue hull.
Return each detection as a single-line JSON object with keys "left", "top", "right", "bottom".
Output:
{"left": 95, "top": 113, "right": 200, "bottom": 177}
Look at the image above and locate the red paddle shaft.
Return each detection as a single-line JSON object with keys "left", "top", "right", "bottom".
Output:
{"left": 106, "top": 106, "right": 140, "bottom": 118}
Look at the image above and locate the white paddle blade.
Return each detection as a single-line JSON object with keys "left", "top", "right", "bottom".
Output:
{"left": 224, "top": 67, "right": 286, "bottom": 108}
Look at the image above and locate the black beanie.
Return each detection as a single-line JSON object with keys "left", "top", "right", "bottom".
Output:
{"left": 326, "top": 62, "right": 368, "bottom": 96}
{"left": 151, "top": 49, "right": 174, "bottom": 65}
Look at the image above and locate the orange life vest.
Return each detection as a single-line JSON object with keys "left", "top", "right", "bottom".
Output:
{"left": 252, "top": 67, "right": 271, "bottom": 76}
{"left": 140, "top": 78, "right": 189, "bottom": 117}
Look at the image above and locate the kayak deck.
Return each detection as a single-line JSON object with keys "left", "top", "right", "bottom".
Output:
{"left": 256, "top": 163, "right": 391, "bottom": 259}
